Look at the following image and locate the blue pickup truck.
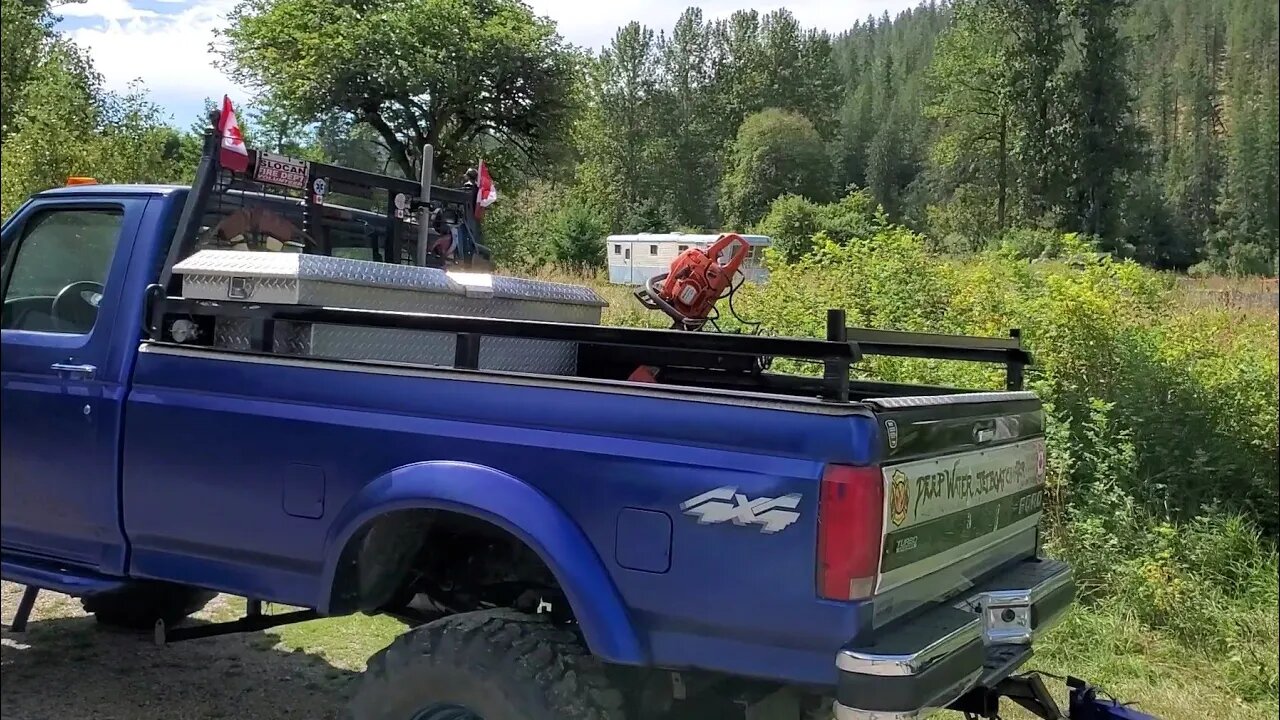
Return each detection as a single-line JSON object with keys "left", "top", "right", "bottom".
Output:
{"left": 1, "top": 132, "right": 1106, "bottom": 720}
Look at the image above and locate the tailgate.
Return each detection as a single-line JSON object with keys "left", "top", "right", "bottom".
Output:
{"left": 868, "top": 392, "right": 1046, "bottom": 594}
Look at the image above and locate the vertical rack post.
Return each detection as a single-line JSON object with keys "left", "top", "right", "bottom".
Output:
{"left": 157, "top": 115, "right": 221, "bottom": 301}
{"left": 416, "top": 144, "right": 434, "bottom": 267}
{"left": 1006, "top": 328, "right": 1025, "bottom": 391}
{"left": 384, "top": 190, "right": 399, "bottom": 263}
{"left": 303, "top": 166, "right": 326, "bottom": 255}
{"left": 822, "top": 308, "right": 851, "bottom": 402}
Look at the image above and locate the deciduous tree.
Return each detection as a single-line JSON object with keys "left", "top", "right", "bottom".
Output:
{"left": 219, "top": 0, "right": 578, "bottom": 182}
{"left": 719, "top": 109, "right": 832, "bottom": 227}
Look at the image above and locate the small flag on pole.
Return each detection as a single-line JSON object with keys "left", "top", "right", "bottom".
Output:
{"left": 218, "top": 95, "right": 249, "bottom": 173}
{"left": 475, "top": 160, "right": 497, "bottom": 219}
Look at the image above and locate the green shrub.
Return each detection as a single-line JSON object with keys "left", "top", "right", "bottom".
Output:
{"left": 756, "top": 194, "right": 823, "bottom": 262}
{"left": 549, "top": 198, "right": 608, "bottom": 271}
{"left": 996, "top": 227, "right": 1085, "bottom": 260}
{"left": 818, "top": 187, "right": 889, "bottom": 243}
{"left": 756, "top": 188, "right": 892, "bottom": 263}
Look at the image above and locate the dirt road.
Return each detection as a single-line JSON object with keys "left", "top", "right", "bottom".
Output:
{"left": 1, "top": 581, "right": 357, "bottom": 720}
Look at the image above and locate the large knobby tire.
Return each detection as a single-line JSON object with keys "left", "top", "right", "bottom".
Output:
{"left": 345, "top": 609, "right": 626, "bottom": 720}
{"left": 82, "top": 582, "right": 217, "bottom": 630}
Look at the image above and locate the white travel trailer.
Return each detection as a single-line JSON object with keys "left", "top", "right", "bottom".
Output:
{"left": 606, "top": 233, "right": 772, "bottom": 286}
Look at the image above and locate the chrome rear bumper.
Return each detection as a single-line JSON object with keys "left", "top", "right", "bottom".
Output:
{"left": 834, "top": 557, "right": 1073, "bottom": 720}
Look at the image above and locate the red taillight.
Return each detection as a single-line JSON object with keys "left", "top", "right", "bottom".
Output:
{"left": 817, "top": 464, "right": 885, "bottom": 601}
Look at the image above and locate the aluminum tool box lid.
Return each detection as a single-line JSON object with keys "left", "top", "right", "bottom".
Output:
{"left": 172, "top": 249, "right": 607, "bottom": 323}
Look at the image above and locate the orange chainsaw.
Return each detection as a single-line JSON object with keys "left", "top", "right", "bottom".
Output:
{"left": 630, "top": 233, "right": 752, "bottom": 382}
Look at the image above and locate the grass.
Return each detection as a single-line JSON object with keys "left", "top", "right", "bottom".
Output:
{"left": 181, "top": 579, "right": 1280, "bottom": 719}
{"left": 1018, "top": 605, "right": 1278, "bottom": 720}
{"left": 6, "top": 583, "right": 1273, "bottom": 719}
{"left": 261, "top": 604, "right": 1280, "bottom": 720}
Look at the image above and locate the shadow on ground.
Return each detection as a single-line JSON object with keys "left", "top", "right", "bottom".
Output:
{"left": 1, "top": 602, "right": 358, "bottom": 720}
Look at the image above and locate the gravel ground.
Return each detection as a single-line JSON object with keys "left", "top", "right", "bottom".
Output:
{"left": 1, "top": 581, "right": 359, "bottom": 720}
{"left": 5, "top": 581, "right": 1270, "bottom": 720}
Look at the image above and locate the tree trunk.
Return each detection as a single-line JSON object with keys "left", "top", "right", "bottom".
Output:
{"left": 997, "top": 109, "right": 1008, "bottom": 230}
{"left": 360, "top": 110, "right": 415, "bottom": 178}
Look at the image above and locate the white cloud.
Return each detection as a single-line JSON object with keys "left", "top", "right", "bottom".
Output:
{"left": 57, "top": 0, "right": 158, "bottom": 22}
{"left": 65, "top": 0, "right": 917, "bottom": 123}
{"left": 65, "top": 0, "right": 248, "bottom": 123}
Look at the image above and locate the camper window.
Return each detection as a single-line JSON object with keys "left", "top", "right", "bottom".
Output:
{"left": 649, "top": 245, "right": 658, "bottom": 255}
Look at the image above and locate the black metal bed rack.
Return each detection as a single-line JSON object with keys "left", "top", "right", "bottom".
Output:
{"left": 151, "top": 297, "right": 1030, "bottom": 403}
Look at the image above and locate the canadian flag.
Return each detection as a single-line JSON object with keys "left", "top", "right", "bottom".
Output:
{"left": 475, "top": 160, "right": 497, "bottom": 219}
{"left": 217, "top": 94, "right": 249, "bottom": 173}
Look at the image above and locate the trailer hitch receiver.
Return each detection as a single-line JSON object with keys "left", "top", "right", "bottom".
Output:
{"left": 950, "top": 673, "right": 1161, "bottom": 720}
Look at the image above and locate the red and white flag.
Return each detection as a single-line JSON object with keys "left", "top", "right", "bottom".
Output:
{"left": 217, "top": 94, "right": 249, "bottom": 173}
{"left": 475, "top": 160, "right": 497, "bottom": 219}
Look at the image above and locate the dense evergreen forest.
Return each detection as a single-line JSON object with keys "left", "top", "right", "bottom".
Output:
{"left": 559, "top": 0, "right": 1279, "bottom": 275}
{"left": 2, "top": 0, "right": 1277, "bottom": 275}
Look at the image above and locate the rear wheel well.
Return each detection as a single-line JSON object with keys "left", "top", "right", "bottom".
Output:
{"left": 328, "top": 509, "right": 572, "bottom": 622}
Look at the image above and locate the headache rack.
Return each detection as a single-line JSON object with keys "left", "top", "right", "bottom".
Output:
{"left": 150, "top": 127, "right": 1031, "bottom": 403}
{"left": 159, "top": 123, "right": 487, "bottom": 300}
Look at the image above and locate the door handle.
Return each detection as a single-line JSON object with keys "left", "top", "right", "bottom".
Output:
{"left": 51, "top": 362, "right": 97, "bottom": 379}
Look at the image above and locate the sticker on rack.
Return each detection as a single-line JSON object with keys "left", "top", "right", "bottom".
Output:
{"left": 312, "top": 177, "right": 329, "bottom": 205}
{"left": 394, "top": 192, "right": 414, "bottom": 221}
{"left": 885, "top": 419, "right": 899, "bottom": 450}
{"left": 680, "top": 487, "right": 801, "bottom": 534}
{"left": 254, "top": 152, "right": 309, "bottom": 190}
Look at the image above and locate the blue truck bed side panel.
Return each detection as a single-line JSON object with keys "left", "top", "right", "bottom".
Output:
{"left": 121, "top": 346, "right": 879, "bottom": 682}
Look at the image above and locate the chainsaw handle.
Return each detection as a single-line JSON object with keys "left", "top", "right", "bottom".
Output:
{"left": 706, "top": 233, "right": 751, "bottom": 271}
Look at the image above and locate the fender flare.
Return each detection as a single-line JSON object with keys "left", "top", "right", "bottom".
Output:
{"left": 317, "top": 461, "right": 646, "bottom": 665}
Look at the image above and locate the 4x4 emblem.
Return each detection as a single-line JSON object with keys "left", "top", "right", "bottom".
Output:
{"left": 680, "top": 487, "right": 801, "bottom": 534}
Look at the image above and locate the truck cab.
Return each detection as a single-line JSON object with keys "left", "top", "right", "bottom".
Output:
{"left": 1, "top": 185, "right": 183, "bottom": 574}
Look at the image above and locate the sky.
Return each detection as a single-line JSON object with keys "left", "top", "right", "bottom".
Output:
{"left": 56, "top": 0, "right": 918, "bottom": 127}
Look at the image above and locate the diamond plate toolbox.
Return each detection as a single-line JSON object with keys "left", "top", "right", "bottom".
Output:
{"left": 177, "top": 250, "right": 608, "bottom": 375}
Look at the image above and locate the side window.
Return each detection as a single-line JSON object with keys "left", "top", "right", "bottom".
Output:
{"left": 1, "top": 207, "right": 124, "bottom": 334}
{"left": 649, "top": 244, "right": 658, "bottom": 255}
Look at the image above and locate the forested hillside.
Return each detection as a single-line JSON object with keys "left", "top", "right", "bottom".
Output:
{"left": 829, "top": 0, "right": 1280, "bottom": 272}
{"left": 2, "top": 0, "right": 1276, "bottom": 275}
{"left": 550, "top": 0, "right": 1279, "bottom": 274}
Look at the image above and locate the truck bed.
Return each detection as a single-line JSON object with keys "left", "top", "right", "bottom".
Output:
{"left": 126, "top": 334, "right": 1043, "bottom": 684}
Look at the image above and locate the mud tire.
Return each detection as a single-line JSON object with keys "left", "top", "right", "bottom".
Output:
{"left": 345, "top": 608, "right": 626, "bottom": 720}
